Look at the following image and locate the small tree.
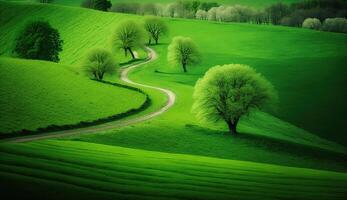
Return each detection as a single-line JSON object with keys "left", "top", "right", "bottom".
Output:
{"left": 302, "top": 18, "right": 321, "bottom": 30}
{"left": 112, "top": 20, "right": 145, "bottom": 59}
{"left": 192, "top": 64, "right": 276, "bottom": 136}
{"left": 143, "top": 16, "right": 168, "bottom": 45}
{"left": 167, "top": 36, "right": 200, "bottom": 73}
{"left": 14, "top": 20, "right": 63, "bottom": 62}
{"left": 83, "top": 48, "right": 117, "bottom": 80}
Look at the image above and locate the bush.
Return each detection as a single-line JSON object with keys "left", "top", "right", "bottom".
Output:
{"left": 196, "top": 9, "right": 207, "bottom": 20}
{"left": 322, "top": 18, "right": 347, "bottom": 33}
{"left": 14, "top": 20, "right": 63, "bottom": 62}
{"left": 302, "top": 18, "right": 322, "bottom": 30}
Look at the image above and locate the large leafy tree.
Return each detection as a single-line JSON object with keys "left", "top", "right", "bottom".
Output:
{"left": 192, "top": 64, "right": 277, "bottom": 136}
{"left": 83, "top": 48, "right": 117, "bottom": 80}
{"left": 14, "top": 20, "right": 63, "bottom": 62}
{"left": 112, "top": 20, "right": 145, "bottom": 59}
{"left": 167, "top": 36, "right": 200, "bottom": 72}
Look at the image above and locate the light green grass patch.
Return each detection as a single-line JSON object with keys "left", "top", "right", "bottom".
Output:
{"left": 0, "top": 57, "right": 146, "bottom": 133}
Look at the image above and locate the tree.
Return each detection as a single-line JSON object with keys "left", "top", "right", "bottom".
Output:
{"left": 112, "top": 20, "right": 145, "bottom": 59}
{"left": 81, "top": 0, "right": 112, "bottom": 11}
{"left": 167, "top": 36, "right": 200, "bottom": 73}
{"left": 192, "top": 64, "right": 276, "bottom": 136}
{"left": 14, "top": 20, "right": 63, "bottom": 62}
{"left": 143, "top": 16, "right": 168, "bottom": 45}
{"left": 83, "top": 48, "right": 117, "bottom": 80}
{"left": 265, "top": 3, "right": 291, "bottom": 25}
{"left": 302, "top": 18, "right": 321, "bottom": 30}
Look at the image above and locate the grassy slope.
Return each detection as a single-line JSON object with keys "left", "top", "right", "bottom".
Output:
{"left": 0, "top": 1, "right": 146, "bottom": 65}
{"left": 0, "top": 57, "right": 146, "bottom": 134}
{"left": 72, "top": 19, "right": 347, "bottom": 170}
{"left": 1, "top": 140, "right": 346, "bottom": 200}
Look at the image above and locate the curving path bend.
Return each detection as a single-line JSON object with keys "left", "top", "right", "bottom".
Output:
{"left": 6, "top": 47, "right": 176, "bottom": 143}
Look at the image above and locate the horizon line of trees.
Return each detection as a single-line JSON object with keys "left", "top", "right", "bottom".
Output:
{"left": 109, "top": 0, "right": 347, "bottom": 33}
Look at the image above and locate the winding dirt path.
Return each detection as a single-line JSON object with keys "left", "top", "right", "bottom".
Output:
{"left": 5, "top": 47, "right": 175, "bottom": 143}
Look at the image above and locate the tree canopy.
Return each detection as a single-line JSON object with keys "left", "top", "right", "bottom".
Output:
{"left": 167, "top": 36, "right": 200, "bottom": 72}
{"left": 192, "top": 64, "right": 277, "bottom": 135}
{"left": 14, "top": 20, "right": 63, "bottom": 62}
{"left": 143, "top": 16, "right": 168, "bottom": 45}
{"left": 83, "top": 48, "right": 117, "bottom": 80}
{"left": 112, "top": 20, "right": 145, "bottom": 59}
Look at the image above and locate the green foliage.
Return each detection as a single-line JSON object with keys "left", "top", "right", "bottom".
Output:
{"left": 167, "top": 36, "right": 200, "bottom": 72}
{"left": 14, "top": 20, "right": 63, "bottom": 62}
{"left": 322, "top": 18, "right": 347, "bottom": 33}
{"left": 193, "top": 64, "right": 276, "bottom": 135}
{"left": 81, "top": 0, "right": 112, "bottom": 11}
{"left": 112, "top": 20, "right": 145, "bottom": 59}
{"left": 83, "top": 48, "right": 117, "bottom": 80}
{"left": 302, "top": 18, "right": 321, "bottom": 30}
{"left": 143, "top": 16, "right": 168, "bottom": 45}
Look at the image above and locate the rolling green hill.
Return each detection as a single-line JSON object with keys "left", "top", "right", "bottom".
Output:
{"left": 1, "top": 140, "right": 346, "bottom": 200}
{"left": 0, "top": 1, "right": 146, "bottom": 65}
{"left": 0, "top": 57, "right": 146, "bottom": 134}
{"left": 1, "top": 1, "right": 347, "bottom": 199}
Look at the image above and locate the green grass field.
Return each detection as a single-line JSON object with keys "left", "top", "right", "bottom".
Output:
{"left": 0, "top": 57, "right": 146, "bottom": 134}
{"left": 0, "top": 1, "right": 347, "bottom": 199}
{"left": 1, "top": 140, "right": 346, "bottom": 200}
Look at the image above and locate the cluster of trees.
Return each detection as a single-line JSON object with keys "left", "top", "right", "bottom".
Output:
{"left": 81, "top": 0, "right": 112, "bottom": 11}
{"left": 111, "top": 1, "right": 219, "bottom": 18}
{"left": 302, "top": 17, "right": 347, "bottom": 32}
{"left": 266, "top": 0, "right": 347, "bottom": 32}
{"left": 110, "top": 0, "right": 347, "bottom": 33}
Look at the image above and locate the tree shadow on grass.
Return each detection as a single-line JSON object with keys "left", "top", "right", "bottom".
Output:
{"left": 185, "top": 124, "right": 347, "bottom": 171}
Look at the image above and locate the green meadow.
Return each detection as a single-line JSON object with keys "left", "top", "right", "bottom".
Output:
{"left": 0, "top": 0, "right": 346, "bottom": 199}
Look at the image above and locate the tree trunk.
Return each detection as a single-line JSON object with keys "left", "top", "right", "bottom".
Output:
{"left": 182, "top": 63, "right": 187, "bottom": 72}
{"left": 128, "top": 48, "right": 135, "bottom": 59}
{"left": 155, "top": 37, "right": 158, "bottom": 45}
{"left": 124, "top": 48, "right": 128, "bottom": 56}
{"left": 227, "top": 120, "right": 238, "bottom": 136}
{"left": 148, "top": 37, "right": 152, "bottom": 45}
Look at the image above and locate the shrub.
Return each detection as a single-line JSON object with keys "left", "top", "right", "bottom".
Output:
{"left": 196, "top": 9, "right": 207, "bottom": 20}
{"left": 14, "top": 20, "right": 63, "bottom": 62}
{"left": 322, "top": 18, "right": 347, "bottom": 33}
{"left": 302, "top": 18, "right": 322, "bottom": 30}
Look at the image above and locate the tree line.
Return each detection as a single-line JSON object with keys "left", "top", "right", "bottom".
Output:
{"left": 109, "top": 0, "right": 347, "bottom": 33}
